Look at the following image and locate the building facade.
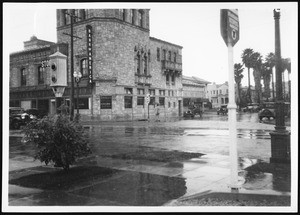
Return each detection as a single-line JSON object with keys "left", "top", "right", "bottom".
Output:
{"left": 182, "top": 76, "right": 210, "bottom": 112}
{"left": 207, "top": 82, "right": 229, "bottom": 108}
{"left": 9, "top": 9, "right": 183, "bottom": 121}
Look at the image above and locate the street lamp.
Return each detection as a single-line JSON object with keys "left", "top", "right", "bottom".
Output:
{"left": 73, "top": 71, "right": 82, "bottom": 121}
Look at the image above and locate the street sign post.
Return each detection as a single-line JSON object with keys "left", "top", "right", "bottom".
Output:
{"left": 146, "top": 94, "right": 150, "bottom": 121}
{"left": 220, "top": 9, "right": 240, "bottom": 193}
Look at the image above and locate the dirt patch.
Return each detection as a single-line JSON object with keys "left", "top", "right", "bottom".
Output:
{"left": 9, "top": 166, "right": 117, "bottom": 190}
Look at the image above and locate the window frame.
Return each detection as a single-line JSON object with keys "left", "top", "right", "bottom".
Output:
{"left": 21, "top": 68, "right": 26, "bottom": 86}
{"left": 38, "top": 65, "right": 44, "bottom": 85}
{"left": 100, "top": 96, "right": 112, "bottom": 109}
{"left": 124, "top": 96, "right": 133, "bottom": 108}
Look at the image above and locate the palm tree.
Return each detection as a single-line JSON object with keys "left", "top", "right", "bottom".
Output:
{"left": 261, "top": 62, "right": 272, "bottom": 101}
{"left": 282, "top": 58, "right": 291, "bottom": 101}
{"left": 241, "top": 48, "right": 254, "bottom": 103}
{"left": 265, "top": 52, "right": 276, "bottom": 101}
{"left": 234, "top": 63, "right": 244, "bottom": 110}
{"left": 251, "top": 52, "right": 263, "bottom": 104}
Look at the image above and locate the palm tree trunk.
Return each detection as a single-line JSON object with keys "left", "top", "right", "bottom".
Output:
{"left": 247, "top": 67, "right": 251, "bottom": 103}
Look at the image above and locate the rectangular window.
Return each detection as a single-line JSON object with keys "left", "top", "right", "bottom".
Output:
{"left": 166, "top": 74, "right": 170, "bottom": 84}
{"left": 137, "top": 96, "right": 144, "bottom": 106}
{"left": 157, "top": 48, "right": 160, "bottom": 61}
{"left": 32, "top": 100, "right": 37, "bottom": 108}
{"left": 163, "top": 49, "right": 166, "bottom": 60}
{"left": 149, "top": 89, "right": 155, "bottom": 96}
{"left": 171, "top": 74, "right": 175, "bottom": 84}
{"left": 137, "top": 88, "right": 145, "bottom": 95}
{"left": 159, "top": 90, "right": 165, "bottom": 96}
{"left": 125, "top": 96, "right": 132, "bottom": 108}
{"left": 168, "top": 51, "right": 172, "bottom": 61}
{"left": 168, "top": 102, "right": 171, "bottom": 108}
{"left": 137, "top": 10, "right": 143, "bottom": 27}
{"left": 159, "top": 97, "right": 165, "bottom": 106}
{"left": 149, "top": 97, "right": 155, "bottom": 105}
{"left": 173, "top": 102, "right": 176, "bottom": 108}
{"left": 21, "top": 68, "right": 26, "bottom": 86}
{"left": 125, "top": 88, "right": 133, "bottom": 94}
{"left": 74, "top": 98, "right": 89, "bottom": 109}
{"left": 100, "top": 96, "right": 112, "bottom": 109}
{"left": 174, "top": 52, "right": 177, "bottom": 62}
{"left": 38, "top": 66, "right": 44, "bottom": 84}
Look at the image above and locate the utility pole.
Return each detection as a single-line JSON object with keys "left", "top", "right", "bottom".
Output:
{"left": 270, "top": 9, "right": 290, "bottom": 163}
{"left": 63, "top": 9, "right": 82, "bottom": 121}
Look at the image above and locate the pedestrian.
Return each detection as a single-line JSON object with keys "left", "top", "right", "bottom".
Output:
{"left": 155, "top": 103, "right": 160, "bottom": 122}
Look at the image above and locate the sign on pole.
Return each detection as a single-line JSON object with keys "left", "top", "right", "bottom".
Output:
{"left": 220, "top": 9, "right": 240, "bottom": 193}
{"left": 220, "top": 9, "right": 239, "bottom": 47}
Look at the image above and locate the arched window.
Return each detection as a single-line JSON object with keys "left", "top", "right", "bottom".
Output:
{"left": 136, "top": 53, "right": 141, "bottom": 74}
{"left": 21, "top": 68, "right": 26, "bottom": 86}
{"left": 143, "top": 55, "right": 147, "bottom": 75}
{"left": 80, "top": 58, "right": 88, "bottom": 77}
{"left": 38, "top": 65, "right": 44, "bottom": 84}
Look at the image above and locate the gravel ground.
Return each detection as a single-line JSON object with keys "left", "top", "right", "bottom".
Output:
{"left": 170, "top": 196, "right": 290, "bottom": 206}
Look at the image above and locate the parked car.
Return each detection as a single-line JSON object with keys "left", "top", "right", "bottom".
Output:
{"left": 25, "top": 108, "right": 47, "bottom": 119}
{"left": 9, "top": 107, "right": 30, "bottom": 129}
{"left": 217, "top": 105, "right": 228, "bottom": 115}
{"left": 183, "top": 110, "right": 195, "bottom": 118}
{"left": 242, "top": 103, "right": 261, "bottom": 112}
{"left": 258, "top": 102, "right": 291, "bottom": 121}
{"left": 258, "top": 108, "right": 275, "bottom": 121}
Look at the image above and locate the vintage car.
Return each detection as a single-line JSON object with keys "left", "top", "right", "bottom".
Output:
{"left": 217, "top": 105, "right": 228, "bottom": 115}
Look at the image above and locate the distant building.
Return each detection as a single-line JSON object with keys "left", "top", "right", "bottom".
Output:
{"left": 207, "top": 82, "right": 229, "bottom": 108}
{"left": 182, "top": 76, "right": 210, "bottom": 111}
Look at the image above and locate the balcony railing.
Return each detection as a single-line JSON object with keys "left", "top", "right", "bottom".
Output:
{"left": 135, "top": 73, "right": 151, "bottom": 86}
{"left": 162, "top": 60, "right": 182, "bottom": 72}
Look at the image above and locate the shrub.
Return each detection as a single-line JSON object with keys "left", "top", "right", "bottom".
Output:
{"left": 23, "top": 114, "right": 91, "bottom": 171}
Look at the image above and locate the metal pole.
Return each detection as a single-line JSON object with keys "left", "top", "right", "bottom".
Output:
{"left": 228, "top": 42, "right": 239, "bottom": 193}
{"left": 274, "top": 9, "right": 285, "bottom": 131}
{"left": 70, "top": 9, "right": 75, "bottom": 121}
{"left": 77, "top": 81, "right": 79, "bottom": 115}
{"left": 269, "top": 9, "right": 290, "bottom": 164}
{"left": 148, "top": 103, "right": 150, "bottom": 121}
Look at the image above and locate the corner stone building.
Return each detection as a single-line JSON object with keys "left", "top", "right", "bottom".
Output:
{"left": 10, "top": 9, "right": 183, "bottom": 121}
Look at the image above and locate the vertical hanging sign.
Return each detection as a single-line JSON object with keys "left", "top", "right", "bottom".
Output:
{"left": 86, "top": 25, "right": 93, "bottom": 87}
{"left": 220, "top": 9, "right": 239, "bottom": 47}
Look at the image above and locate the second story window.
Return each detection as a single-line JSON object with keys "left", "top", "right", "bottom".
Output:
{"left": 166, "top": 74, "right": 170, "bottom": 84}
{"left": 163, "top": 49, "right": 166, "bottom": 60}
{"left": 168, "top": 51, "right": 172, "bottom": 61}
{"left": 157, "top": 48, "right": 160, "bottom": 61}
{"left": 171, "top": 73, "right": 175, "bottom": 84}
{"left": 21, "top": 68, "right": 26, "bottom": 86}
{"left": 80, "top": 58, "right": 88, "bottom": 77}
{"left": 143, "top": 56, "right": 147, "bottom": 75}
{"left": 125, "top": 88, "right": 133, "bottom": 95}
{"left": 38, "top": 66, "right": 44, "bottom": 85}
{"left": 136, "top": 53, "right": 141, "bottom": 74}
{"left": 174, "top": 52, "right": 177, "bottom": 62}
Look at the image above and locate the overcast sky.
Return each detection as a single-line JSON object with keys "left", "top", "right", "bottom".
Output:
{"left": 3, "top": 2, "right": 297, "bottom": 87}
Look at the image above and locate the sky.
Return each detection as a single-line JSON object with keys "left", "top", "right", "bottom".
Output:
{"left": 3, "top": 2, "right": 298, "bottom": 87}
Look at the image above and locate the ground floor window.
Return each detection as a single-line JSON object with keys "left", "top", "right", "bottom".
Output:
{"left": 149, "top": 97, "right": 155, "bottom": 105}
{"left": 125, "top": 96, "right": 132, "bottom": 108}
{"left": 10, "top": 100, "right": 20, "bottom": 107}
{"left": 74, "top": 97, "right": 89, "bottom": 109}
{"left": 32, "top": 100, "right": 37, "bottom": 108}
{"left": 137, "top": 96, "right": 144, "bottom": 106}
{"left": 159, "top": 97, "right": 165, "bottom": 106}
{"left": 101, "top": 96, "right": 112, "bottom": 109}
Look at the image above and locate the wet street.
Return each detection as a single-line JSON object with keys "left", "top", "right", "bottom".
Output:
{"left": 8, "top": 111, "right": 291, "bottom": 206}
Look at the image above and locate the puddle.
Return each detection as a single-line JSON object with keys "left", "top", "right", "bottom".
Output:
{"left": 70, "top": 171, "right": 187, "bottom": 206}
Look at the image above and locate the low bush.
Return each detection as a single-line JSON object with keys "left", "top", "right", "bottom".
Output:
{"left": 22, "top": 114, "right": 91, "bottom": 171}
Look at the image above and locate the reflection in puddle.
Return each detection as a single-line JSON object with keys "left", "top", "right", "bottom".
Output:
{"left": 71, "top": 171, "right": 187, "bottom": 206}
